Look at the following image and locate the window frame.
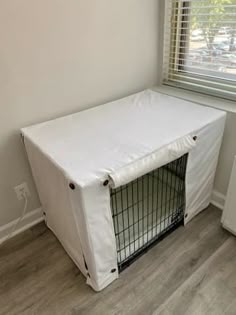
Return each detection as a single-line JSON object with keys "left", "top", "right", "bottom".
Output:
{"left": 163, "top": 0, "right": 236, "bottom": 102}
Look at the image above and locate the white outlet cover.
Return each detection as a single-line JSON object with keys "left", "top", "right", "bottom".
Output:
{"left": 14, "top": 182, "right": 30, "bottom": 200}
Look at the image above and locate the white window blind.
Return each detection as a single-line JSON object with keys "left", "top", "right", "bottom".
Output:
{"left": 163, "top": 0, "right": 236, "bottom": 101}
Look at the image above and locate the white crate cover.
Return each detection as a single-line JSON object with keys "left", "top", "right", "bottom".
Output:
{"left": 22, "top": 90, "right": 226, "bottom": 291}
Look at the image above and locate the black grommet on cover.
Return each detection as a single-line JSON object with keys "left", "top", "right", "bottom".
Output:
{"left": 185, "top": 213, "right": 188, "bottom": 218}
{"left": 69, "top": 183, "right": 75, "bottom": 190}
{"left": 193, "top": 136, "right": 197, "bottom": 141}
{"left": 103, "top": 179, "right": 109, "bottom": 186}
{"left": 111, "top": 268, "right": 116, "bottom": 273}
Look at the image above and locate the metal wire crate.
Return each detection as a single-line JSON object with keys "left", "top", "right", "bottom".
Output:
{"left": 110, "top": 154, "right": 188, "bottom": 271}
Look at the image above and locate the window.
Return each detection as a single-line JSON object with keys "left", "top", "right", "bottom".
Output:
{"left": 163, "top": 0, "right": 236, "bottom": 101}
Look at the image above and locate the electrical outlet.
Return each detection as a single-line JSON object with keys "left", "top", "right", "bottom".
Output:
{"left": 14, "top": 182, "right": 30, "bottom": 200}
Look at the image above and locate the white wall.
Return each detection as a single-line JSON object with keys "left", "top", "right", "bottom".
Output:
{"left": 0, "top": 0, "right": 160, "bottom": 227}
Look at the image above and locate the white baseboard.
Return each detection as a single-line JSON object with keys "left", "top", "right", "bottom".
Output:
{"left": 211, "top": 190, "right": 226, "bottom": 211}
{"left": 0, "top": 207, "right": 44, "bottom": 245}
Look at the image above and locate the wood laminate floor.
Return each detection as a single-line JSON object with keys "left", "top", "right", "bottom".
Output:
{"left": 0, "top": 205, "right": 235, "bottom": 315}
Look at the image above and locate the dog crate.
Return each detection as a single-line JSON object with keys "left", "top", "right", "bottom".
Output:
{"left": 22, "top": 89, "right": 226, "bottom": 291}
{"left": 111, "top": 154, "right": 187, "bottom": 270}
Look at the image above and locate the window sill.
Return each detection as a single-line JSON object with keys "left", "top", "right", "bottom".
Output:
{"left": 152, "top": 85, "right": 236, "bottom": 114}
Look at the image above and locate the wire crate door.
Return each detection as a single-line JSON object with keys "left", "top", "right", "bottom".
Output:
{"left": 110, "top": 154, "right": 188, "bottom": 270}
